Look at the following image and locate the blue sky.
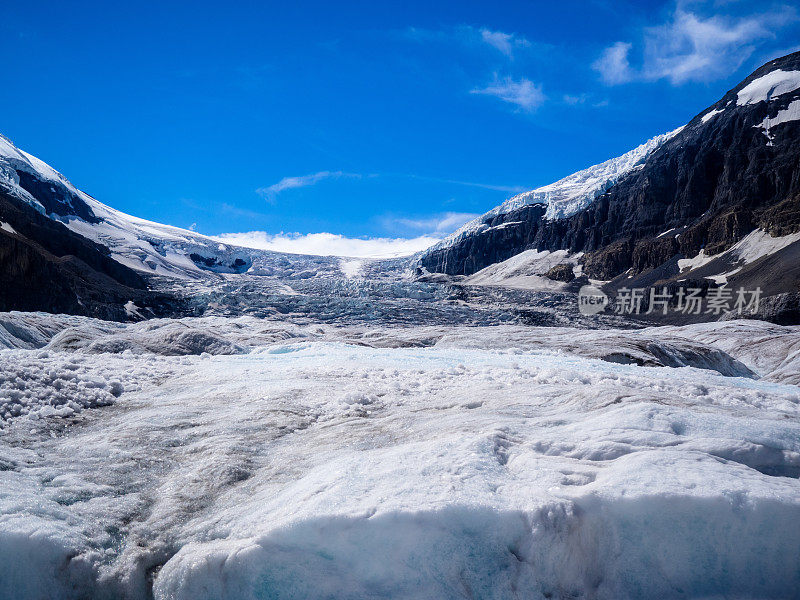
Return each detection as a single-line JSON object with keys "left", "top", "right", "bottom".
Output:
{"left": 2, "top": 0, "right": 799, "bottom": 255}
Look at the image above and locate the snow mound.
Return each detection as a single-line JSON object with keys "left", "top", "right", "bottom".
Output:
{"left": 0, "top": 313, "right": 111, "bottom": 350}
{"left": 46, "top": 322, "right": 245, "bottom": 356}
{"left": 644, "top": 320, "right": 800, "bottom": 386}
{"left": 155, "top": 475, "right": 800, "bottom": 600}
{"left": 436, "top": 325, "right": 757, "bottom": 378}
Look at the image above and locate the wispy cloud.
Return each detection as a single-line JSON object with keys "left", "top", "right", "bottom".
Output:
{"left": 479, "top": 28, "right": 531, "bottom": 57}
{"left": 384, "top": 211, "right": 480, "bottom": 234}
{"left": 213, "top": 231, "right": 438, "bottom": 258}
{"left": 471, "top": 75, "right": 545, "bottom": 111}
{"left": 405, "top": 25, "right": 532, "bottom": 58}
{"left": 257, "top": 171, "right": 360, "bottom": 201}
{"left": 593, "top": 42, "right": 633, "bottom": 85}
{"left": 642, "top": 8, "right": 794, "bottom": 84}
{"left": 404, "top": 174, "right": 527, "bottom": 194}
{"left": 595, "top": 5, "right": 798, "bottom": 86}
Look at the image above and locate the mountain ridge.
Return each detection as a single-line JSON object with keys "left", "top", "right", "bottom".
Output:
{"left": 416, "top": 51, "right": 800, "bottom": 321}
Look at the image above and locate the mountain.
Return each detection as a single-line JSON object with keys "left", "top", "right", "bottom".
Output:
{"left": 0, "top": 135, "right": 262, "bottom": 280}
{"left": 0, "top": 134, "right": 367, "bottom": 320}
{"left": 0, "top": 132, "right": 375, "bottom": 284}
{"left": 0, "top": 184, "right": 184, "bottom": 320}
{"left": 3, "top": 51, "right": 800, "bottom": 324}
{"left": 417, "top": 52, "right": 800, "bottom": 322}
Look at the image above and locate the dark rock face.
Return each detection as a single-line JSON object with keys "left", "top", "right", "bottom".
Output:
{"left": 544, "top": 263, "right": 575, "bottom": 282}
{"left": 14, "top": 170, "right": 100, "bottom": 223}
{"left": 419, "top": 51, "right": 800, "bottom": 284}
{"left": 0, "top": 188, "right": 180, "bottom": 320}
{"left": 420, "top": 204, "right": 547, "bottom": 276}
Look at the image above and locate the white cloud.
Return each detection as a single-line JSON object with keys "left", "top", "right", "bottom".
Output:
{"left": 257, "top": 171, "right": 360, "bottom": 200}
{"left": 593, "top": 42, "right": 633, "bottom": 85}
{"left": 212, "top": 231, "right": 440, "bottom": 259}
{"left": 471, "top": 76, "right": 545, "bottom": 110}
{"left": 596, "top": 6, "right": 798, "bottom": 86}
{"left": 479, "top": 28, "right": 530, "bottom": 57}
{"left": 405, "top": 174, "right": 527, "bottom": 193}
{"left": 642, "top": 9, "right": 792, "bottom": 84}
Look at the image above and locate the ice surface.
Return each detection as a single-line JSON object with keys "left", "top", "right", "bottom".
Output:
{"left": 1, "top": 313, "right": 799, "bottom": 599}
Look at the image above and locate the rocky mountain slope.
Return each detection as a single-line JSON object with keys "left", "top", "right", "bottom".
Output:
{"left": 0, "top": 134, "right": 356, "bottom": 319}
{"left": 0, "top": 186, "right": 181, "bottom": 320}
{"left": 418, "top": 52, "right": 800, "bottom": 320}
{"left": 0, "top": 134, "right": 264, "bottom": 280}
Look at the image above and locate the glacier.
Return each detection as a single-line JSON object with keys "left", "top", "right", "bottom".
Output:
{"left": 2, "top": 105, "right": 800, "bottom": 600}
{"left": 1, "top": 313, "right": 799, "bottom": 599}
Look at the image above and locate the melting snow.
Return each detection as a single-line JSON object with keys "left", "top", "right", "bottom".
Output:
{"left": 731, "top": 228, "right": 800, "bottom": 264}
{"left": 464, "top": 249, "right": 579, "bottom": 290}
{"left": 123, "top": 301, "right": 144, "bottom": 319}
{"left": 678, "top": 248, "right": 714, "bottom": 273}
{"left": 678, "top": 229, "right": 800, "bottom": 282}
{"left": 756, "top": 98, "right": 800, "bottom": 144}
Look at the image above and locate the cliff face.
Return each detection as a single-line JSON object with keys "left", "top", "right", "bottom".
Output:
{"left": 418, "top": 52, "right": 800, "bottom": 283}
{"left": 0, "top": 188, "right": 179, "bottom": 320}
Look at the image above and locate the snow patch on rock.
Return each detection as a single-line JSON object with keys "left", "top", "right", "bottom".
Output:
{"left": 464, "top": 249, "right": 580, "bottom": 290}
{"left": 756, "top": 98, "right": 800, "bottom": 144}
{"left": 737, "top": 69, "right": 800, "bottom": 106}
{"left": 701, "top": 108, "right": 724, "bottom": 123}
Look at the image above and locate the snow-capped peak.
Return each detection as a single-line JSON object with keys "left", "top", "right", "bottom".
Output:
{"left": 0, "top": 134, "right": 90, "bottom": 196}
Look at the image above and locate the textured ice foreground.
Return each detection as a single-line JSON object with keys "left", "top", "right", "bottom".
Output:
{"left": 1, "top": 314, "right": 799, "bottom": 599}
